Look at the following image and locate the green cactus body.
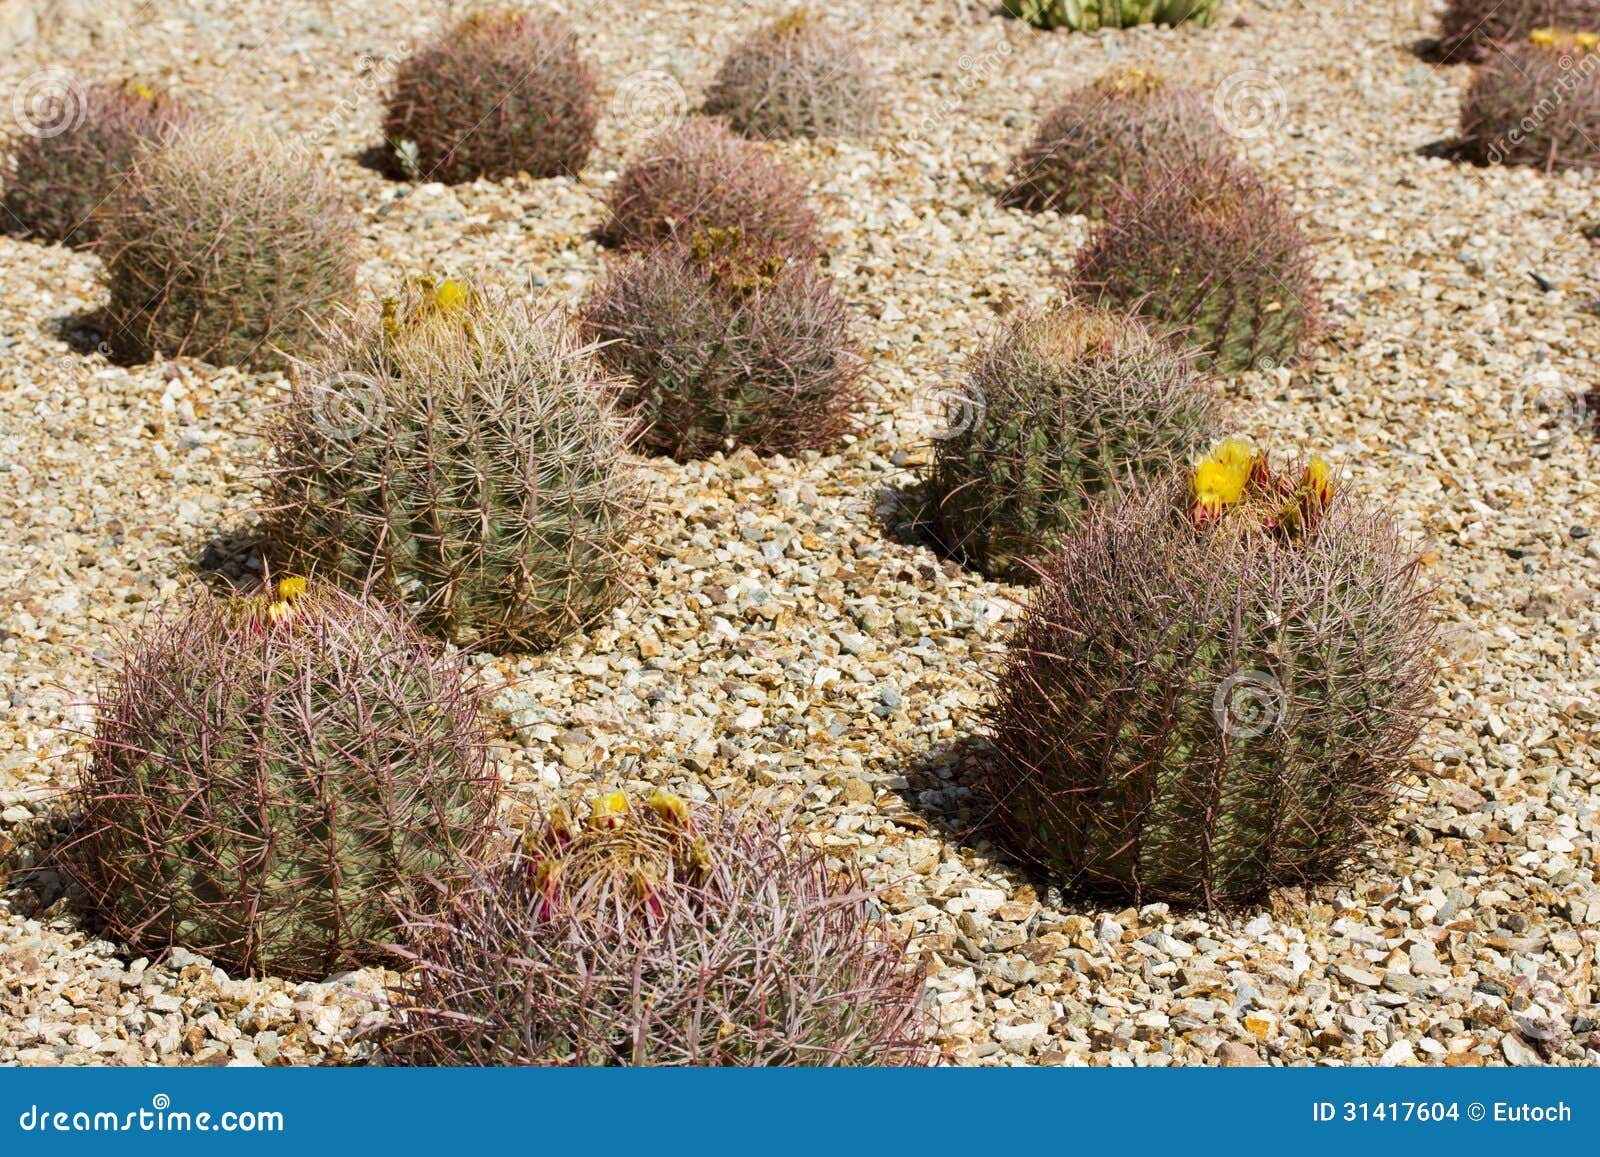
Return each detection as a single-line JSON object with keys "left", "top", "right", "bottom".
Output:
{"left": 1003, "top": 0, "right": 1221, "bottom": 30}
{"left": 268, "top": 284, "right": 641, "bottom": 653}
{"left": 927, "top": 305, "right": 1217, "bottom": 581}
{"left": 98, "top": 125, "right": 357, "bottom": 371}
{"left": 1072, "top": 162, "right": 1320, "bottom": 373}
{"left": 72, "top": 580, "right": 496, "bottom": 978}
{"left": 987, "top": 462, "right": 1435, "bottom": 907}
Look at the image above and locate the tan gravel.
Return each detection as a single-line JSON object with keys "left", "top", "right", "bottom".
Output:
{"left": 1, "top": 0, "right": 1596, "bottom": 1066}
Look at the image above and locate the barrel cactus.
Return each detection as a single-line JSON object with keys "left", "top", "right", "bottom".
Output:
{"left": 1457, "top": 30, "right": 1600, "bottom": 170}
{"left": 383, "top": 790, "right": 932, "bottom": 1066}
{"left": 702, "top": 9, "right": 880, "bottom": 140}
{"left": 382, "top": 6, "right": 598, "bottom": 182}
{"left": 1002, "top": 0, "right": 1223, "bottom": 31}
{"left": 0, "top": 78, "right": 193, "bottom": 246}
{"left": 97, "top": 123, "right": 358, "bottom": 370}
{"left": 926, "top": 304, "right": 1218, "bottom": 582}
{"left": 581, "top": 227, "right": 862, "bottom": 460}
{"left": 1437, "top": 0, "right": 1600, "bottom": 61}
{"left": 1071, "top": 161, "right": 1319, "bottom": 373}
{"left": 1000, "top": 67, "right": 1233, "bottom": 217}
{"left": 266, "top": 281, "right": 642, "bottom": 653}
{"left": 68, "top": 577, "right": 497, "bottom": 978}
{"left": 596, "top": 117, "right": 821, "bottom": 258}
{"left": 985, "top": 442, "right": 1436, "bottom": 906}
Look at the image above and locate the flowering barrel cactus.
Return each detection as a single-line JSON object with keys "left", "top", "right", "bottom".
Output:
{"left": 702, "top": 9, "right": 880, "bottom": 140}
{"left": 1072, "top": 160, "right": 1320, "bottom": 373}
{"left": 384, "top": 790, "right": 932, "bottom": 1066}
{"left": 267, "top": 281, "right": 642, "bottom": 653}
{"left": 0, "top": 78, "right": 193, "bottom": 246}
{"left": 1002, "top": 0, "right": 1223, "bottom": 30}
{"left": 69, "top": 578, "right": 497, "bottom": 978}
{"left": 1457, "top": 30, "right": 1600, "bottom": 170}
{"left": 925, "top": 303, "right": 1218, "bottom": 582}
{"left": 1000, "top": 67, "right": 1234, "bottom": 218}
{"left": 1437, "top": 0, "right": 1600, "bottom": 61}
{"left": 986, "top": 441, "right": 1437, "bottom": 906}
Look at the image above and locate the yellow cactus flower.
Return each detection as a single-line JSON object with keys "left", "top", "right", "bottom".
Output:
{"left": 647, "top": 789, "right": 691, "bottom": 826}
{"left": 430, "top": 279, "right": 469, "bottom": 313}
{"left": 265, "top": 599, "right": 295, "bottom": 625}
{"left": 1579, "top": 32, "right": 1599, "bottom": 50}
{"left": 129, "top": 82, "right": 155, "bottom": 100}
{"left": 1191, "top": 439, "right": 1253, "bottom": 522}
{"left": 1304, "top": 457, "right": 1334, "bottom": 506}
{"left": 1531, "top": 27, "right": 1558, "bottom": 46}
{"left": 276, "top": 575, "right": 308, "bottom": 603}
{"left": 589, "top": 790, "right": 630, "bottom": 830}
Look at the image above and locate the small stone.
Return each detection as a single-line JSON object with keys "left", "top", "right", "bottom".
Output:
{"left": 993, "top": 1022, "right": 1046, "bottom": 1055}
{"left": 841, "top": 778, "right": 873, "bottom": 805}
{"left": 1217, "top": 1042, "right": 1263, "bottom": 1067}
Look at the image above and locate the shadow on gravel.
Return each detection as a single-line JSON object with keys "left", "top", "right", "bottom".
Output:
{"left": 899, "top": 733, "right": 1038, "bottom": 884}
{"left": 1416, "top": 138, "right": 1479, "bottom": 165}
{"left": 194, "top": 525, "right": 273, "bottom": 595}
{"left": 1408, "top": 36, "right": 1460, "bottom": 64}
{"left": 1, "top": 809, "right": 78, "bottom": 922}
{"left": 51, "top": 306, "right": 121, "bottom": 364}
{"left": 353, "top": 143, "right": 409, "bottom": 181}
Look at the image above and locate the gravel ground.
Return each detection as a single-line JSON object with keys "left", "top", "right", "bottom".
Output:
{"left": 1, "top": 0, "right": 1597, "bottom": 1067}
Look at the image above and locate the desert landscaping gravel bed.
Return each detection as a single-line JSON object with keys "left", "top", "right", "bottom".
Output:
{"left": 0, "top": 0, "right": 1596, "bottom": 1066}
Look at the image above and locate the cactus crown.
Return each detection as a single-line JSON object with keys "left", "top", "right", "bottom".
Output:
{"left": 521, "top": 789, "right": 714, "bottom": 921}
{"left": 772, "top": 6, "right": 812, "bottom": 34}
{"left": 1094, "top": 65, "right": 1168, "bottom": 97}
{"left": 1188, "top": 438, "right": 1335, "bottom": 542}
{"left": 686, "top": 226, "right": 788, "bottom": 296}
{"left": 1528, "top": 27, "right": 1599, "bottom": 51}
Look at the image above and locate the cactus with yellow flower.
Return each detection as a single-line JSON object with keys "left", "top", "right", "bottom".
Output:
{"left": 384, "top": 790, "right": 932, "bottom": 1066}
{"left": 266, "top": 280, "right": 644, "bottom": 653}
{"left": 1458, "top": 26, "right": 1600, "bottom": 170}
{"left": 1000, "top": 68, "right": 1234, "bottom": 217}
{"left": 1437, "top": 0, "right": 1600, "bottom": 62}
{"left": 1, "top": 78, "right": 194, "bottom": 246}
{"left": 69, "top": 578, "right": 497, "bottom": 978}
{"left": 985, "top": 442, "right": 1437, "bottom": 906}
